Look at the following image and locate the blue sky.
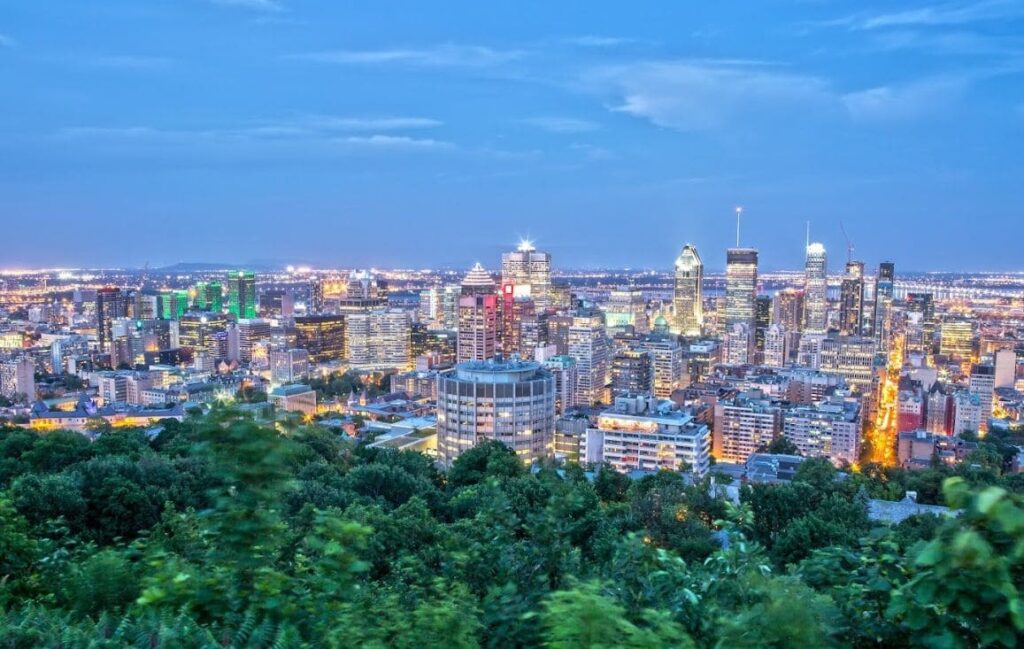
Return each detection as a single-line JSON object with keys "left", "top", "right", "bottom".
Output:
{"left": 1, "top": 0, "right": 1022, "bottom": 271}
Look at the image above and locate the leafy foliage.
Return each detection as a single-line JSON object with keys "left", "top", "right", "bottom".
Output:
{"left": 1, "top": 409, "right": 1024, "bottom": 647}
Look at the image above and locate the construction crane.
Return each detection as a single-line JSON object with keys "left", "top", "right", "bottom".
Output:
{"left": 839, "top": 222, "right": 854, "bottom": 264}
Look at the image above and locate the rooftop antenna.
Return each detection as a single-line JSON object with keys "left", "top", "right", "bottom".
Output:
{"left": 805, "top": 220, "right": 810, "bottom": 250}
{"left": 734, "top": 206, "right": 743, "bottom": 248}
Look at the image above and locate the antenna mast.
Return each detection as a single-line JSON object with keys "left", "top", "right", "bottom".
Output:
{"left": 734, "top": 206, "right": 743, "bottom": 248}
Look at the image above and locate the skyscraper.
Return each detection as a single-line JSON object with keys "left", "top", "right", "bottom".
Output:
{"left": 501, "top": 240, "right": 552, "bottom": 309}
{"left": 499, "top": 283, "right": 536, "bottom": 357}
{"left": 839, "top": 261, "right": 865, "bottom": 336}
{"left": 969, "top": 364, "right": 995, "bottom": 433}
{"left": 567, "top": 313, "right": 611, "bottom": 405}
{"left": 293, "top": 314, "right": 346, "bottom": 363}
{"left": 457, "top": 294, "right": 498, "bottom": 362}
{"left": 725, "top": 248, "right": 758, "bottom": 358}
{"left": 873, "top": 262, "right": 895, "bottom": 350}
{"left": 96, "top": 287, "right": 131, "bottom": 352}
{"left": 193, "top": 282, "right": 223, "bottom": 313}
{"left": 803, "top": 242, "right": 828, "bottom": 333}
{"left": 754, "top": 295, "right": 772, "bottom": 358}
{"left": 772, "top": 288, "right": 804, "bottom": 333}
{"left": 725, "top": 248, "right": 758, "bottom": 328}
{"left": 611, "top": 349, "right": 654, "bottom": 396}
{"left": 672, "top": 244, "right": 703, "bottom": 336}
{"left": 345, "top": 309, "right": 412, "bottom": 370}
{"left": 461, "top": 262, "right": 496, "bottom": 296}
{"left": 227, "top": 271, "right": 257, "bottom": 320}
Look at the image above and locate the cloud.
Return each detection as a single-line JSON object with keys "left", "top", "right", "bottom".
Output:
{"left": 210, "top": 0, "right": 283, "bottom": 11}
{"left": 57, "top": 115, "right": 444, "bottom": 142}
{"left": 84, "top": 55, "right": 174, "bottom": 69}
{"left": 287, "top": 44, "right": 523, "bottom": 68}
{"left": 340, "top": 134, "right": 454, "bottom": 149}
{"left": 300, "top": 116, "right": 441, "bottom": 131}
{"left": 836, "top": 0, "right": 1024, "bottom": 30}
{"left": 54, "top": 122, "right": 455, "bottom": 155}
{"left": 867, "top": 29, "right": 1024, "bottom": 57}
{"left": 522, "top": 116, "right": 600, "bottom": 133}
{"left": 0, "top": 34, "right": 15, "bottom": 48}
{"left": 569, "top": 143, "right": 613, "bottom": 160}
{"left": 842, "top": 76, "right": 970, "bottom": 121}
{"left": 564, "top": 35, "right": 633, "bottom": 48}
{"left": 589, "top": 60, "right": 831, "bottom": 131}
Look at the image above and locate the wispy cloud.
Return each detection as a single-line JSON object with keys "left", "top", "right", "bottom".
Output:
{"left": 340, "top": 134, "right": 453, "bottom": 149}
{"left": 522, "top": 116, "right": 600, "bottom": 133}
{"left": 0, "top": 33, "right": 17, "bottom": 48}
{"left": 588, "top": 60, "right": 831, "bottom": 131}
{"left": 210, "top": 0, "right": 284, "bottom": 11}
{"left": 54, "top": 119, "right": 455, "bottom": 154}
{"left": 58, "top": 114, "right": 443, "bottom": 142}
{"left": 843, "top": 76, "right": 970, "bottom": 121}
{"left": 867, "top": 29, "right": 1024, "bottom": 57}
{"left": 83, "top": 55, "right": 174, "bottom": 69}
{"left": 834, "top": 0, "right": 1024, "bottom": 30}
{"left": 300, "top": 116, "right": 441, "bottom": 131}
{"left": 569, "top": 143, "right": 613, "bottom": 160}
{"left": 287, "top": 44, "right": 523, "bottom": 68}
{"left": 564, "top": 35, "right": 634, "bottom": 48}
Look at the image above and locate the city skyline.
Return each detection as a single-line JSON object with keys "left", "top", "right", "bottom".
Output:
{"left": 2, "top": 1, "right": 1023, "bottom": 270}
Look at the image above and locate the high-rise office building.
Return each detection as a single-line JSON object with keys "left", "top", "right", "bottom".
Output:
{"left": 339, "top": 269, "right": 388, "bottom": 313}
{"left": 873, "top": 262, "right": 895, "bottom": 350}
{"left": 567, "top": 313, "right": 611, "bottom": 405}
{"left": 939, "top": 320, "right": 973, "bottom": 360}
{"left": 969, "top": 364, "right": 995, "bottom": 433}
{"left": 773, "top": 288, "right": 804, "bottom": 334}
{"left": 461, "top": 262, "right": 496, "bottom": 296}
{"left": 543, "top": 355, "right": 579, "bottom": 414}
{"left": 457, "top": 293, "right": 499, "bottom": 362}
{"left": 499, "top": 283, "right": 536, "bottom": 357}
{"left": 236, "top": 319, "right": 272, "bottom": 364}
{"left": 839, "top": 261, "right": 865, "bottom": 336}
{"left": 995, "top": 349, "right": 1017, "bottom": 389}
{"left": 96, "top": 287, "right": 131, "bottom": 352}
{"left": 227, "top": 271, "right": 257, "bottom": 320}
{"left": 725, "top": 248, "right": 758, "bottom": 329}
{"left": 308, "top": 279, "right": 324, "bottom": 315}
{"left": 754, "top": 294, "right": 772, "bottom": 358}
{"left": 293, "top": 314, "right": 346, "bottom": 363}
{"left": 178, "top": 312, "right": 231, "bottom": 360}
{"left": 906, "top": 293, "right": 936, "bottom": 354}
{"left": 345, "top": 309, "right": 412, "bottom": 370}
{"left": 803, "top": 243, "right": 828, "bottom": 333}
{"left": 501, "top": 240, "right": 552, "bottom": 309}
{"left": 672, "top": 244, "right": 704, "bottom": 336}
{"left": 611, "top": 349, "right": 654, "bottom": 396}
{"left": 640, "top": 336, "right": 685, "bottom": 398}
{"left": 193, "top": 282, "right": 224, "bottom": 313}
{"left": 816, "top": 333, "right": 876, "bottom": 393}
{"left": 763, "top": 324, "right": 789, "bottom": 368}
{"left": 604, "top": 287, "right": 649, "bottom": 333}
{"left": 437, "top": 358, "right": 555, "bottom": 467}
{"left": 159, "top": 290, "right": 189, "bottom": 321}
{"left": 723, "top": 322, "right": 752, "bottom": 366}
{"left": 270, "top": 348, "right": 310, "bottom": 385}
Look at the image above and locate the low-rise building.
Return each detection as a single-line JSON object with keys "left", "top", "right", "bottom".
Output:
{"left": 584, "top": 395, "right": 711, "bottom": 476}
